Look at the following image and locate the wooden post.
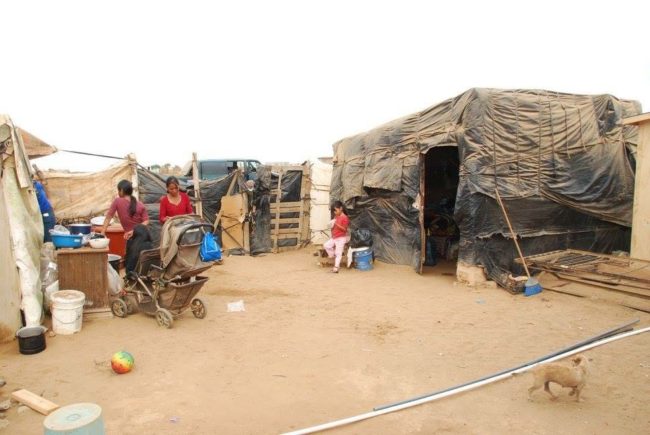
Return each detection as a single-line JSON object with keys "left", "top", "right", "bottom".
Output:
{"left": 299, "top": 164, "right": 311, "bottom": 247}
{"left": 623, "top": 113, "right": 650, "bottom": 261}
{"left": 192, "top": 152, "right": 203, "bottom": 218}
{"left": 273, "top": 170, "right": 283, "bottom": 253}
{"left": 127, "top": 153, "right": 139, "bottom": 199}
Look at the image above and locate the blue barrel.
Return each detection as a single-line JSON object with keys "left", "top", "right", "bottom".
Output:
{"left": 354, "top": 248, "right": 373, "bottom": 271}
{"left": 44, "top": 403, "right": 104, "bottom": 435}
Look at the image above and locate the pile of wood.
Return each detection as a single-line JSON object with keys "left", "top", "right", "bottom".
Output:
{"left": 519, "top": 249, "right": 650, "bottom": 313}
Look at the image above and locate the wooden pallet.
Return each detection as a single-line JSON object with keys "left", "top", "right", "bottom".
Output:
{"left": 270, "top": 165, "right": 311, "bottom": 253}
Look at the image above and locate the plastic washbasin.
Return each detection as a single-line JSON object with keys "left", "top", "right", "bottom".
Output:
{"left": 51, "top": 234, "right": 83, "bottom": 249}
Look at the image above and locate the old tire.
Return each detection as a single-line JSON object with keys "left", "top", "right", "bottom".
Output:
{"left": 111, "top": 299, "right": 128, "bottom": 318}
{"left": 191, "top": 298, "right": 207, "bottom": 319}
{"left": 155, "top": 308, "right": 174, "bottom": 329}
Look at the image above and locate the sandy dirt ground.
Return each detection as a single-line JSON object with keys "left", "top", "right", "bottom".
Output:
{"left": 1, "top": 249, "right": 649, "bottom": 434}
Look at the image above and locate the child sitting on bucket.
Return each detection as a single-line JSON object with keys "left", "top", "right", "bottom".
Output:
{"left": 324, "top": 201, "right": 350, "bottom": 273}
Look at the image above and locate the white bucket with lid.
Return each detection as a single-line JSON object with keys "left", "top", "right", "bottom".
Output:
{"left": 50, "top": 290, "right": 86, "bottom": 335}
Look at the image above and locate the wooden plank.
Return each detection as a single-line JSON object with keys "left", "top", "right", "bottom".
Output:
{"left": 270, "top": 207, "right": 302, "bottom": 214}
{"left": 270, "top": 201, "right": 303, "bottom": 209}
{"left": 271, "top": 218, "right": 301, "bottom": 224}
{"left": 275, "top": 234, "right": 301, "bottom": 240}
{"left": 271, "top": 228, "right": 301, "bottom": 235}
{"left": 220, "top": 194, "right": 246, "bottom": 251}
{"left": 243, "top": 221, "right": 250, "bottom": 252}
{"left": 622, "top": 112, "right": 650, "bottom": 125}
{"left": 11, "top": 389, "right": 59, "bottom": 415}
{"left": 631, "top": 124, "right": 650, "bottom": 261}
{"left": 540, "top": 279, "right": 650, "bottom": 313}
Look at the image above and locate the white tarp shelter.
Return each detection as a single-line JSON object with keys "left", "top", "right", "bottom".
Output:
{"left": 0, "top": 115, "right": 49, "bottom": 341}
{"left": 309, "top": 157, "right": 332, "bottom": 245}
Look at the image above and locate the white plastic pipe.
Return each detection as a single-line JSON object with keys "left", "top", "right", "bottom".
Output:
{"left": 282, "top": 326, "right": 650, "bottom": 435}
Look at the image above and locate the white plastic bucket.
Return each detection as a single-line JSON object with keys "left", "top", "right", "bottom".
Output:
{"left": 50, "top": 290, "right": 86, "bottom": 335}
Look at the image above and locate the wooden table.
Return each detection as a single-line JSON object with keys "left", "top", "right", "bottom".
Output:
{"left": 56, "top": 247, "right": 111, "bottom": 315}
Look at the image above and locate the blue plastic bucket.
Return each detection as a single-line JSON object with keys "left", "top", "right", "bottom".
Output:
{"left": 44, "top": 403, "right": 104, "bottom": 435}
{"left": 354, "top": 249, "right": 373, "bottom": 271}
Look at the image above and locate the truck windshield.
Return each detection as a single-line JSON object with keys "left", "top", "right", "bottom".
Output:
{"left": 200, "top": 161, "right": 229, "bottom": 180}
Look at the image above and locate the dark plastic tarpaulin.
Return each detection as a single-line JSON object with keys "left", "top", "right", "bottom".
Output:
{"left": 331, "top": 88, "right": 640, "bottom": 285}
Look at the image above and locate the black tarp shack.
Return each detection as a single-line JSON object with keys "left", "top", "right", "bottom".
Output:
{"left": 330, "top": 88, "right": 641, "bottom": 286}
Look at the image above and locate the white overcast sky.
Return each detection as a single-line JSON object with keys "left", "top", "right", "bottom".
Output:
{"left": 1, "top": 0, "right": 648, "bottom": 171}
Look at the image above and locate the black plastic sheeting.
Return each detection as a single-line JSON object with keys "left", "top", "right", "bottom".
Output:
{"left": 457, "top": 193, "right": 631, "bottom": 283}
{"left": 331, "top": 88, "right": 641, "bottom": 285}
{"left": 137, "top": 167, "right": 167, "bottom": 245}
{"left": 188, "top": 172, "right": 245, "bottom": 224}
{"left": 250, "top": 166, "right": 273, "bottom": 255}
{"left": 347, "top": 192, "right": 420, "bottom": 267}
{"left": 250, "top": 166, "right": 304, "bottom": 252}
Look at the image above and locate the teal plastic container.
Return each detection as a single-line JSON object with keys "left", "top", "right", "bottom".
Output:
{"left": 44, "top": 403, "right": 104, "bottom": 435}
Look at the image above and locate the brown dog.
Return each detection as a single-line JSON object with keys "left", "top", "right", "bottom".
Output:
{"left": 528, "top": 355, "right": 589, "bottom": 402}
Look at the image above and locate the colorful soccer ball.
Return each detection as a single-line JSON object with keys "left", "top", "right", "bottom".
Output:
{"left": 111, "top": 351, "right": 134, "bottom": 374}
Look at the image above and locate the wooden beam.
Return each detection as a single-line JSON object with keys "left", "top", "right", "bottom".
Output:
{"left": 128, "top": 153, "right": 139, "bottom": 200}
{"left": 192, "top": 152, "right": 203, "bottom": 217}
{"left": 11, "top": 389, "right": 59, "bottom": 415}
{"left": 270, "top": 201, "right": 303, "bottom": 208}
{"left": 270, "top": 228, "right": 302, "bottom": 235}
{"left": 622, "top": 112, "right": 650, "bottom": 125}
{"left": 300, "top": 164, "right": 311, "bottom": 245}
{"left": 274, "top": 234, "right": 301, "bottom": 240}
{"left": 271, "top": 218, "right": 301, "bottom": 224}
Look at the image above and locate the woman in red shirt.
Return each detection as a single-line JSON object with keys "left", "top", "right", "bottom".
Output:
{"left": 159, "top": 176, "right": 194, "bottom": 224}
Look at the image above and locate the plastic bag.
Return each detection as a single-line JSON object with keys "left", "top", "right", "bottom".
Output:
{"left": 107, "top": 263, "right": 122, "bottom": 296}
{"left": 227, "top": 300, "right": 245, "bottom": 312}
{"left": 200, "top": 232, "right": 222, "bottom": 262}
{"left": 49, "top": 224, "right": 70, "bottom": 236}
{"left": 350, "top": 228, "right": 373, "bottom": 248}
{"left": 41, "top": 261, "right": 58, "bottom": 290}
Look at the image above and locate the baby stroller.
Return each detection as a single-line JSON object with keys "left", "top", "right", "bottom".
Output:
{"left": 111, "top": 215, "right": 216, "bottom": 328}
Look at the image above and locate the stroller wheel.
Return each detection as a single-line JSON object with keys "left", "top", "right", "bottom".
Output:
{"left": 111, "top": 299, "right": 128, "bottom": 318}
{"left": 191, "top": 298, "right": 207, "bottom": 319}
{"left": 156, "top": 309, "right": 174, "bottom": 329}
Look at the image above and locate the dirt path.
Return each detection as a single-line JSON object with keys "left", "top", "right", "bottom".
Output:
{"left": 1, "top": 250, "right": 649, "bottom": 434}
